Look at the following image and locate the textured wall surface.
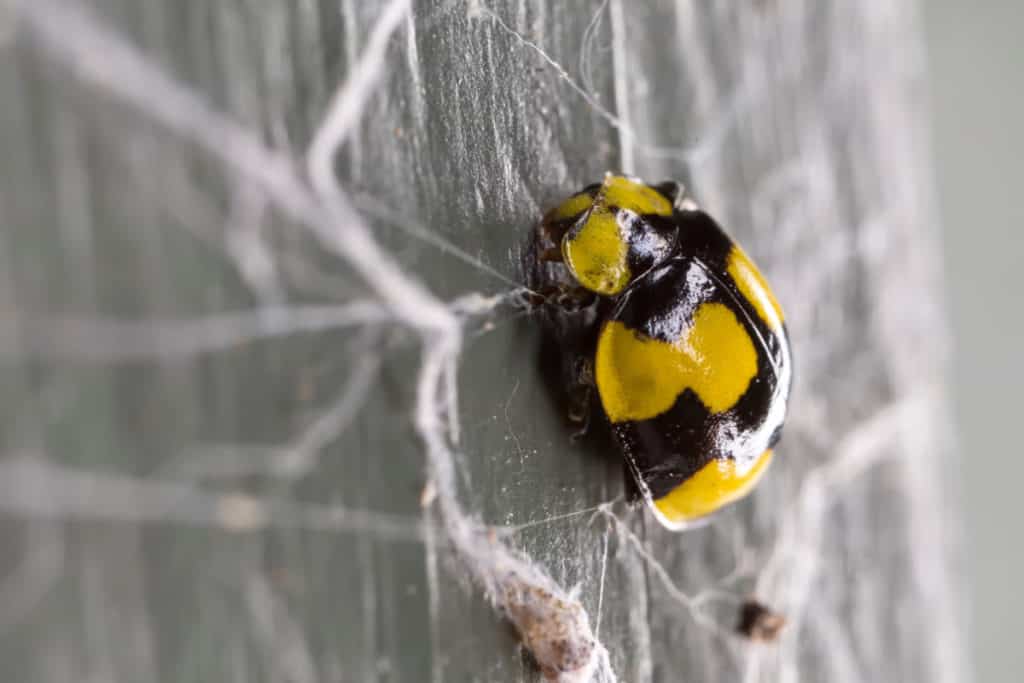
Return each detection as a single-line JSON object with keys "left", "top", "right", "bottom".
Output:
{"left": 1, "top": 1, "right": 966, "bottom": 681}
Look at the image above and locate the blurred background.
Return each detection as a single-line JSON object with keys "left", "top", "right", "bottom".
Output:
{"left": 926, "top": 4, "right": 1024, "bottom": 681}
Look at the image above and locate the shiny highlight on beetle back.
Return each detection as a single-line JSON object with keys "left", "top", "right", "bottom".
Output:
{"left": 727, "top": 246, "right": 785, "bottom": 331}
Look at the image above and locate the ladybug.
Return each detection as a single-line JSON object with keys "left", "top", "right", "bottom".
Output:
{"left": 527, "top": 174, "right": 792, "bottom": 530}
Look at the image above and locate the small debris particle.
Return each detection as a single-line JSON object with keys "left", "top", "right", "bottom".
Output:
{"left": 217, "top": 493, "right": 267, "bottom": 532}
{"left": 420, "top": 479, "right": 437, "bottom": 508}
{"left": 736, "top": 599, "right": 787, "bottom": 642}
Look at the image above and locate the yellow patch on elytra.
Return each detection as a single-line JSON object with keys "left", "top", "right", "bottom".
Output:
{"left": 603, "top": 175, "right": 672, "bottom": 216}
{"left": 548, "top": 191, "right": 595, "bottom": 222}
{"left": 653, "top": 449, "right": 773, "bottom": 524}
{"left": 561, "top": 207, "right": 631, "bottom": 295}
{"left": 728, "top": 246, "right": 784, "bottom": 331}
{"left": 595, "top": 302, "right": 758, "bottom": 423}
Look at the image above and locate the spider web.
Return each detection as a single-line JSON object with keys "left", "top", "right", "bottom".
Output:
{"left": 0, "top": 1, "right": 967, "bottom": 681}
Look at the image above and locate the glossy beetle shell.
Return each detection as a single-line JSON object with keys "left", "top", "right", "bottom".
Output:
{"left": 530, "top": 174, "right": 792, "bottom": 530}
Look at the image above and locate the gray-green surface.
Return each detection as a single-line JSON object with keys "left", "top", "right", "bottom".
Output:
{"left": 1, "top": 1, "right": 966, "bottom": 681}
{"left": 926, "top": 4, "right": 1024, "bottom": 682}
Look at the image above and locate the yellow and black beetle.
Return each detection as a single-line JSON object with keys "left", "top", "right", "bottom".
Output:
{"left": 527, "top": 174, "right": 792, "bottom": 530}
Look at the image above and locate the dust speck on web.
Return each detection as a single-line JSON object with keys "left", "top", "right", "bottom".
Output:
{"left": 3, "top": 1, "right": 965, "bottom": 682}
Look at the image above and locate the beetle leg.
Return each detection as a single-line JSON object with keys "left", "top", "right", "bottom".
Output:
{"left": 526, "top": 282, "right": 596, "bottom": 312}
{"left": 569, "top": 416, "right": 591, "bottom": 441}
{"left": 522, "top": 286, "right": 553, "bottom": 308}
{"left": 537, "top": 246, "right": 563, "bottom": 262}
{"left": 567, "top": 356, "right": 596, "bottom": 441}
{"left": 555, "top": 285, "right": 595, "bottom": 310}
{"left": 537, "top": 211, "right": 574, "bottom": 249}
